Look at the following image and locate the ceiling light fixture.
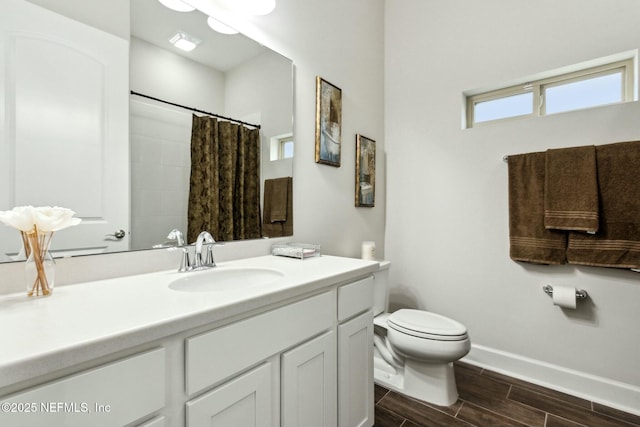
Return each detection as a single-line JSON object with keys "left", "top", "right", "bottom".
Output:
{"left": 158, "top": 0, "right": 195, "bottom": 12}
{"left": 169, "top": 31, "right": 201, "bottom": 52}
{"left": 207, "top": 17, "right": 239, "bottom": 35}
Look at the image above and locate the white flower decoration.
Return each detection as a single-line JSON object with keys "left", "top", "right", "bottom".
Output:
{"left": 0, "top": 205, "right": 81, "bottom": 233}
{"left": 0, "top": 206, "right": 36, "bottom": 232}
{"left": 32, "top": 206, "right": 82, "bottom": 232}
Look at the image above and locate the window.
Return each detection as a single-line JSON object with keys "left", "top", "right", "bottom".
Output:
{"left": 279, "top": 138, "right": 294, "bottom": 159}
{"left": 465, "top": 57, "right": 635, "bottom": 128}
{"left": 270, "top": 133, "right": 294, "bottom": 161}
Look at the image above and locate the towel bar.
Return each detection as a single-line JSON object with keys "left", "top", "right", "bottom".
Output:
{"left": 542, "top": 284, "right": 588, "bottom": 300}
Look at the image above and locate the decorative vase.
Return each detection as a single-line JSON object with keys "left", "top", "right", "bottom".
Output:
{"left": 24, "top": 231, "right": 55, "bottom": 297}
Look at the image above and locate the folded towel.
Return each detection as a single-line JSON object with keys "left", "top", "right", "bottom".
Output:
{"left": 269, "top": 177, "right": 290, "bottom": 222}
{"left": 567, "top": 141, "right": 640, "bottom": 268}
{"left": 544, "top": 145, "right": 599, "bottom": 232}
{"left": 508, "top": 152, "right": 567, "bottom": 264}
{"left": 263, "top": 177, "right": 293, "bottom": 237}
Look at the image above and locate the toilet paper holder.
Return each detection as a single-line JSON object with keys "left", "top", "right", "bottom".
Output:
{"left": 542, "top": 285, "right": 588, "bottom": 300}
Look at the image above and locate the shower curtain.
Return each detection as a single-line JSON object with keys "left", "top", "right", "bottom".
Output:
{"left": 187, "top": 115, "right": 262, "bottom": 243}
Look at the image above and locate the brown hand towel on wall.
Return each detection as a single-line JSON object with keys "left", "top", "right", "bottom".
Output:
{"left": 544, "top": 145, "right": 599, "bottom": 232}
{"left": 508, "top": 152, "right": 567, "bottom": 264}
{"left": 268, "top": 177, "right": 290, "bottom": 222}
{"left": 263, "top": 177, "right": 293, "bottom": 237}
{"left": 567, "top": 140, "right": 640, "bottom": 268}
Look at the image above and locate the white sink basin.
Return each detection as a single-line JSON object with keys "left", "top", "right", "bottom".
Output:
{"left": 168, "top": 267, "right": 285, "bottom": 292}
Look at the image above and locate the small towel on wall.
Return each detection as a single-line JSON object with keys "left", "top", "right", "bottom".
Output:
{"left": 567, "top": 140, "right": 640, "bottom": 268}
{"left": 263, "top": 177, "right": 293, "bottom": 237}
{"left": 508, "top": 152, "right": 567, "bottom": 264}
{"left": 268, "top": 177, "right": 290, "bottom": 222}
{"left": 544, "top": 145, "right": 599, "bottom": 232}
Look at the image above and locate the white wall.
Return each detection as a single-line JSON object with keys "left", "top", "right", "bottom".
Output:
{"left": 385, "top": 0, "right": 640, "bottom": 412}
{"left": 130, "top": 37, "right": 226, "bottom": 113}
{"left": 225, "top": 50, "right": 292, "bottom": 137}
{"left": 230, "top": 0, "right": 387, "bottom": 258}
{"left": 225, "top": 50, "right": 294, "bottom": 188}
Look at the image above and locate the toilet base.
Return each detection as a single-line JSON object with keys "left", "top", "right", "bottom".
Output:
{"left": 405, "top": 360, "right": 459, "bottom": 406}
{"left": 374, "top": 351, "right": 460, "bottom": 407}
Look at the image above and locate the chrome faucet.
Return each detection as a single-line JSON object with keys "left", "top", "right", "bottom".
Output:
{"left": 193, "top": 231, "right": 217, "bottom": 270}
{"left": 166, "top": 229, "right": 221, "bottom": 272}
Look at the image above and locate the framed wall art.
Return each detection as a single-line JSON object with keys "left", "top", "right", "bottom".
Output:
{"left": 315, "top": 76, "right": 342, "bottom": 166}
{"left": 355, "top": 134, "right": 375, "bottom": 207}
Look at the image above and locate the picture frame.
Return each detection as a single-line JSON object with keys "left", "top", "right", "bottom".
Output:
{"left": 315, "top": 76, "right": 342, "bottom": 166}
{"left": 355, "top": 134, "right": 375, "bottom": 207}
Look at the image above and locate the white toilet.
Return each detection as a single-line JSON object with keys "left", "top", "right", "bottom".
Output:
{"left": 373, "top": 261, "right": 471, "bottom": 406}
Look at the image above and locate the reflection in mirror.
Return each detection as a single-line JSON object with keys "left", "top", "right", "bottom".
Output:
{"left": 0, "top": 0, "right": 294, "bottom": 262}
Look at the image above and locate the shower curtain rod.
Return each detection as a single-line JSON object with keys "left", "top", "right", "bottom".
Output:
{"left": 130, "top": 91, "right": 261, "bottom": 129}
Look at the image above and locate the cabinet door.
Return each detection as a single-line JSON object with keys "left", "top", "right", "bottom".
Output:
{"left": 281, "top": 330, "right": 337, "bottom": 427}
{"left": 0, "top": 348, "right": 165, "bottom": 427}
{"left": 186, "top": 362, "right": 273, "bottom": 427}
{"left": 338, "top": 311, "right": 374, "bottom": 427}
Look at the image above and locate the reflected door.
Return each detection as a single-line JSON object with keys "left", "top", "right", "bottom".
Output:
{"left": 0, "top": 0, "right": 129, "bottom": 260}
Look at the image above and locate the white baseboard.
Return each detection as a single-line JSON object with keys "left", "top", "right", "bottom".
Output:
{"left": 461, "top": 344, "right": 640, "bottom": 416}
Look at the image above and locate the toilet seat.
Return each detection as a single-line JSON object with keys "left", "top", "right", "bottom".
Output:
{"left": 387, "top": 309, "right": 468, "bottom": 341}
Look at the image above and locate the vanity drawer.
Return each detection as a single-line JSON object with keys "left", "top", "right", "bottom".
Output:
{"left": 337, "top": 275, "right": 374, "bottom": 322}
{"left": 0, "top": 348, "right": 165, "bottom": 427}
{"left": 186, "top": 290, "right": 336, "bottom": 395}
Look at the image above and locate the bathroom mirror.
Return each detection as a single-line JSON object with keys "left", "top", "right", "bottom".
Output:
{"left": 0, "top": 0, "right": 294, "bottom": 262}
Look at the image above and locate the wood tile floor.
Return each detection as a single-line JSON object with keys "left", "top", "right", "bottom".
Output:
{"left": 375, "top": 362, "right": 640, "bottom": 427}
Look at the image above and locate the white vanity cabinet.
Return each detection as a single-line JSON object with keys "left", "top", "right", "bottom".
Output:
{"left": 0, "top": 256, "right": 379, "bottom": 427}
{"left": 184, "top": 290, "right": 338, "bottom": 427}
{"left": 0, "top": 348, "right": 166, "bottom": 427}
{"left": 337, "top": 276, "right": 375, "bottom": 427}
{"left": 182, "top": 274, "right": 376, "bottom": 427}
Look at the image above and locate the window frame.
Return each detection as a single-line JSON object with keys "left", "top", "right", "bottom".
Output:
{"left": 270, "top": 133, "right": 294, "bottom": 161}
{"left": 466, "top": 58, "right": 635, "bottom": 128}
{"left": 278, "top": 136, "right": 294, "bottom": 159}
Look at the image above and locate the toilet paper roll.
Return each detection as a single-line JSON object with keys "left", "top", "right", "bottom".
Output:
{"left": 552, "top": 285, "right": 577, "bottom": 309}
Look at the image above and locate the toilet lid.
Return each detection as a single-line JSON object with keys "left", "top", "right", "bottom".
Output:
{"left": 387, "top": 309, "right": 468, "bottom": 341}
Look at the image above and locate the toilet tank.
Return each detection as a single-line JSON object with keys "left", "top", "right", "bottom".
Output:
{"left": 373, "top": 260, "right": 391, "bottom": 316}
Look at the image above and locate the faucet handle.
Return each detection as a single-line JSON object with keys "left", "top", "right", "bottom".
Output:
{"left": 168, "top": 245, "right": 192, "bottom": 272}
{"left": 178, "top": 247, "right": 192, "bottom": 272}
{"left": 205, "top": 245, "right": 216, "bottom": 267}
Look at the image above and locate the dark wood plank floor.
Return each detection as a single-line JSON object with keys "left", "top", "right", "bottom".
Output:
{"left": 375, "top": 362, "right": 640, "bottom": 427}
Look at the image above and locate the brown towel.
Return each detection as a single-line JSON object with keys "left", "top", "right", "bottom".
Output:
{"left": 567, "top": 141, "right": 640, "bottom": 268}
{"left": 269, "top": 178, "right": 289, "bottom": 222}
{"left": 544, "top": 145, "right": 599, "bottom": 232}
{"left": 508, "top": 152, "right": 567, "bottom": 264}
{"left": 263, "top": 177, "right": 293, "bottom": 237}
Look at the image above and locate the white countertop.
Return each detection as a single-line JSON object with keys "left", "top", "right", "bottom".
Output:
{"left": 0, "top": 255, "right": 379, "bottom": 389}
